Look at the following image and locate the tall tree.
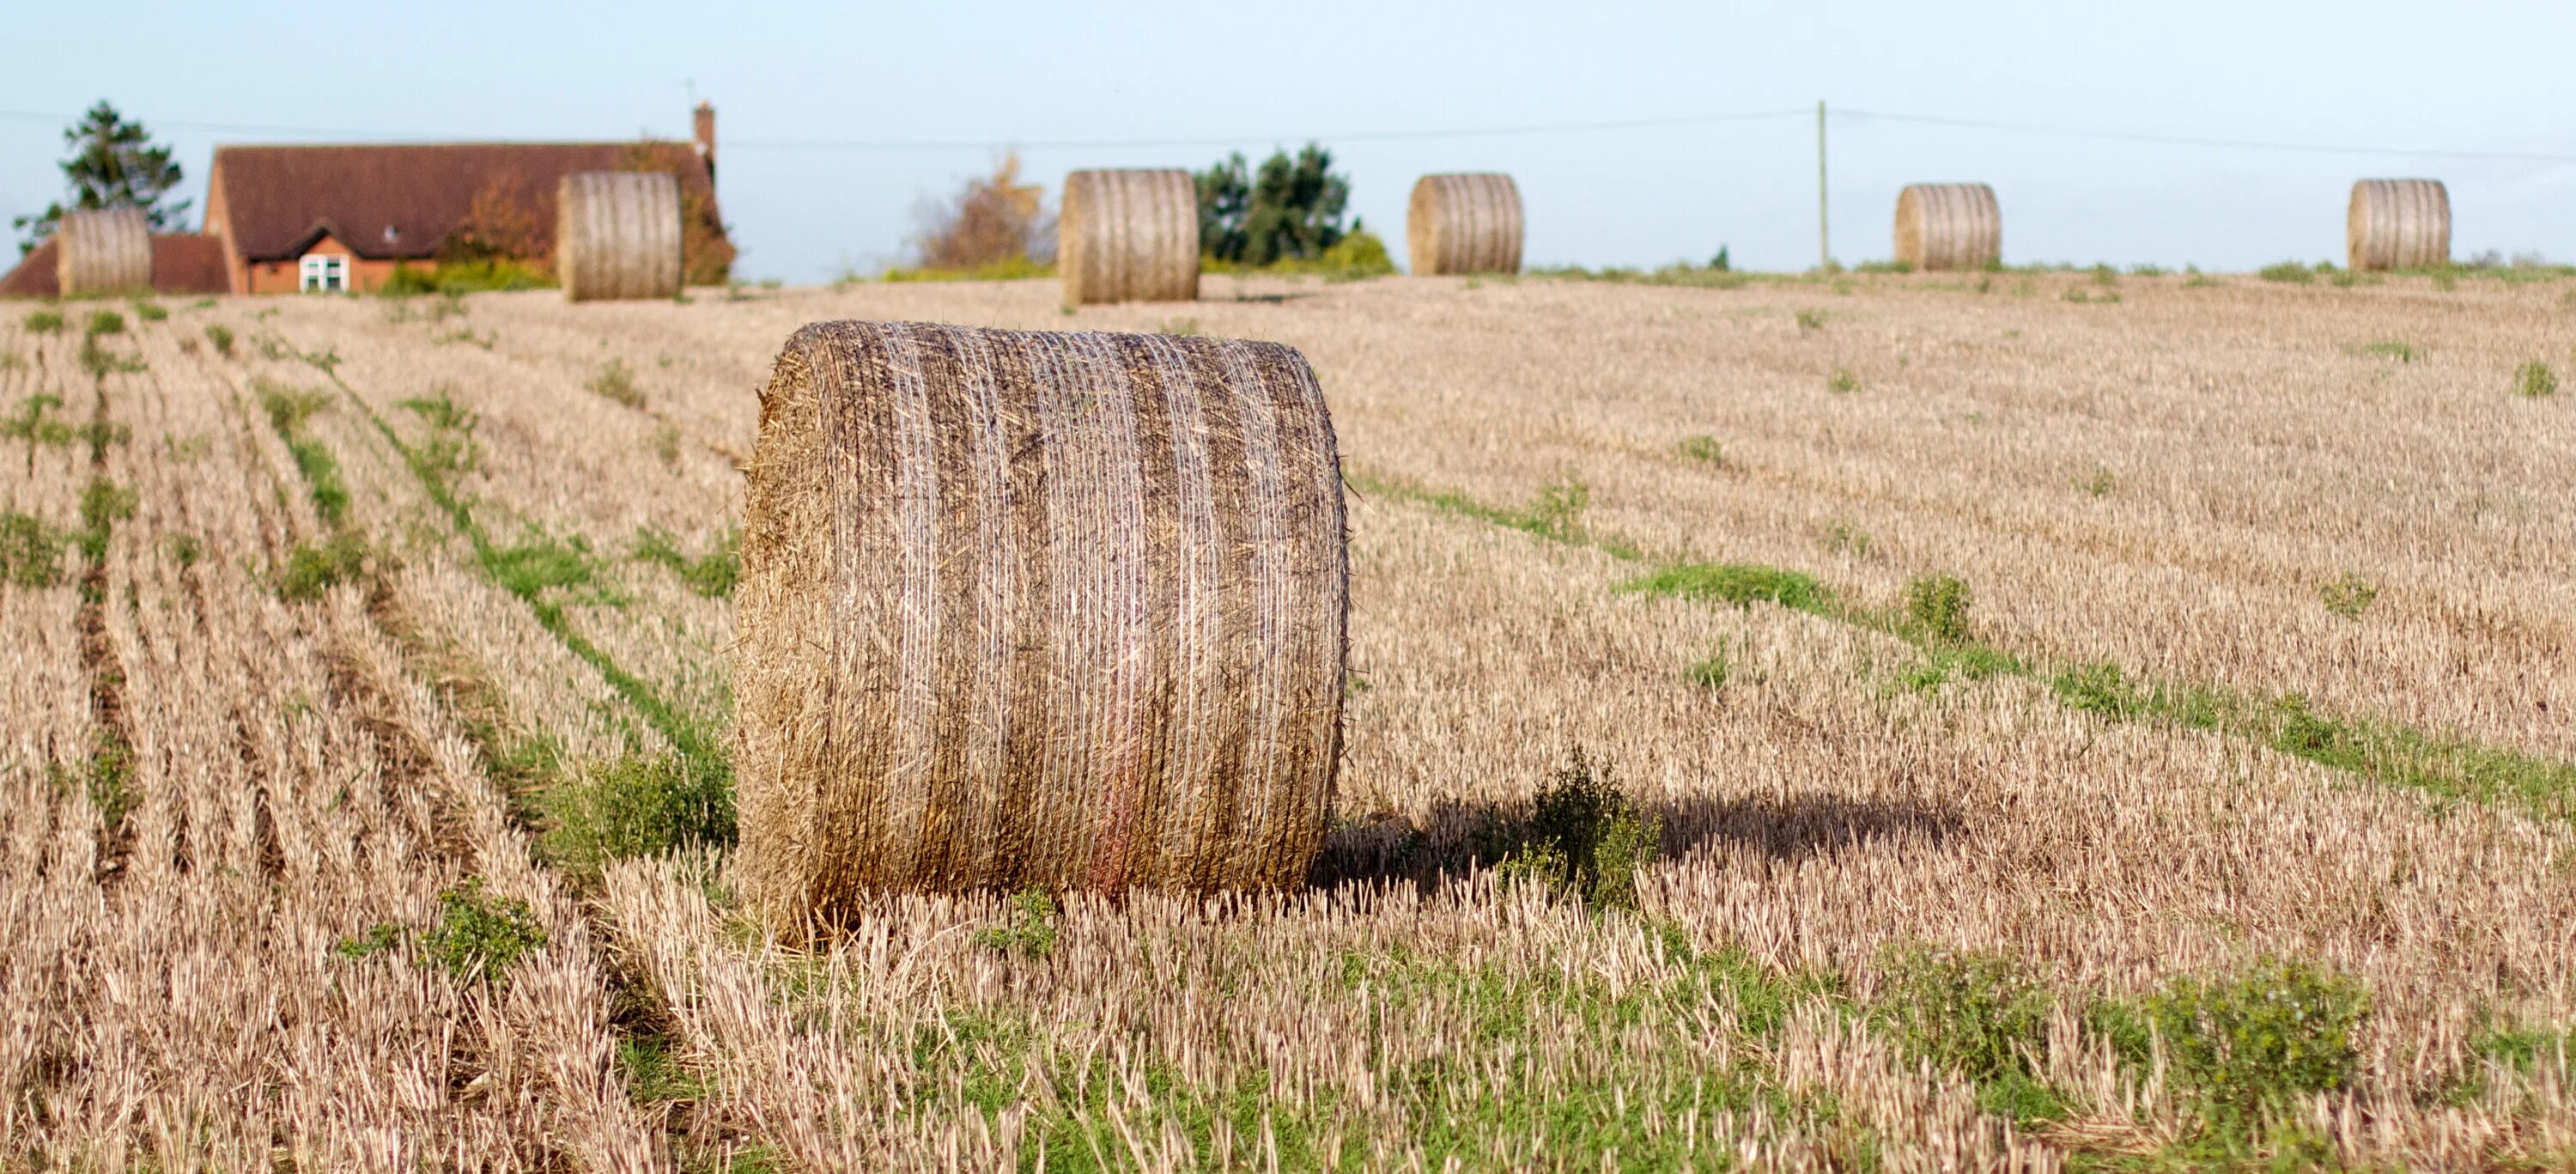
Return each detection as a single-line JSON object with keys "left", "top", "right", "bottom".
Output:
{"left": 13, "top": 101, "right": 191, "bottom": 255}
{"left": 1196, "top": 143, "right": 1351, "bottom": 265}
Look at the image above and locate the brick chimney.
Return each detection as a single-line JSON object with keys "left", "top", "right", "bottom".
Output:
{"left": 693, "top": 101, "right": 716, "bottom": 186}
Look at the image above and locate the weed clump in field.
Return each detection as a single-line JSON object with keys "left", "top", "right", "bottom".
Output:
{"left": 1, "top": 511, "right": 70, "bottom": 587}
{"left": 337, "top": 877, "right": 550, "bottom": 988}
{"left": 1618, "top": 563, "right": 1826, "bottom": 613}
{"left": 2514, "top": 361, "right": 2557, "bottom": 398}
{"left": 1826, "top": 368, "right": 1861, "bottom": 393}
{"left": 1878, "top": 946, "right": 2064, "bottom": 1123}
{"left": 1685, "top": 647, "right": 1730, "bottom": 690}
{"left": 975, "top": 891, "right": 1060, "bottom": 958}
{"left": 1675, "top": 435, "right": 1726, "bottom": 467}
{"left": 131, "top": 301, "right": 167, "bottom": 322}
{"left": 204, "top": 324, "right": 234, "bottom": 357}
{"left": 538, "top": 752, "right": 735, "bottom": 883}
{"left": 2319, "top": 573, "right": 2378, "bottom": 619}
{"left": 84, "top": 310, "right": 125, "bottom": 338}
{"left": 1795, "top": 308, "right": 1827, "bottom": 333}
{"left": 1905, "top": 574, "right": 1973, "bottom": 642}
{"left": 1485, "top": 747, "right": 1662, "bottom": 910}
{"left": 2257, "top": 262, "right": 2316, "bottom": 284}
{"left": 23, "top": 309, "right": 64, "bottom": 334}
{"left": 586, "top": 358, "right": 645, "bottom": 409}
{"left": 277, "top": 532, "right": 368, "bottom": 600}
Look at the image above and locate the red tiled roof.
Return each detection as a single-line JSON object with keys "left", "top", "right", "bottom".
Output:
{"left": 0, "top": 234, "right": 234, "bottom": 298}
{"left": 208, "top": 141, "right": 716, "bottom": 262}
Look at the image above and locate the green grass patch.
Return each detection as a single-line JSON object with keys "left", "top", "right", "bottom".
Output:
{"left": 633, "top": 526, "right": 739, "bottom": 598}
{"left": 1875, "top": 946, "right": 2065, "bottom": 1125}
{"left": 22, "top": 309, "right": 64, "bottom": 334}
{"left": 2354, "top": 340, "right": 2421, "bottom": 362}
{"left": 203, "top": 324, "right": 234, "bottom": 357}
{"left": 3, "top": 393, "right": 125, "bottom": 449}
{"left": 379, "top": 259, "right": 552, "bottom": 295}
{"left": 973, "top": 890, "right": 1060, "bottom": 959}
{"left": 1618, "top": 563, "right": 1827, "bottom": 613}
{"left": 82, "top": 310, "right": 124, "bottom": 338}
{"left": 76, "top": 334, "right": 145, "bottom": 378}
{"left": 130, "top": 301, "right": 167, "bottom": 323}
{"left": 2514, "top": 361, "right": 2558, "bottom": 398}
{"left": 1903, "top": 574, "right": 1973, "bottom": 642}
{"left": 2257, "top": 261, "right": 2317, "bottom": 284}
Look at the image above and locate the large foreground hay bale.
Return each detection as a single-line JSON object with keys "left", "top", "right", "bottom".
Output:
{"left": 556, "top": 172, "right": 683, "bottom": 301}
{"left": 1059, "top": 169, "right": 1199, "bottom": 307}
{"left": 1893, "top": 184, "right": 2001, "bottom": 271}
{"left": 2347, "top": 179, "right": 2449, "bottom": 271}
{"left": 1406, "top": 173, "right": 1523, "bottom": 276}
{"left": 736, "top": 320, "right": 1348, "bottom": 918}
{"left": 56, "top": 208, "right": 152, "bottom": 297}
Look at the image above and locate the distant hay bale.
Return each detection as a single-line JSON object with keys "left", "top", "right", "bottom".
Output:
{"left": 556, "top": 172, "right": 683, "bottom": 301}
{"left": 1893, "top": 184, "right": 2002, "bottom": 271}
{"left": 2346, "top": 179, "right": 2450, "bottom": 271}
{"left": 1406, "top": 173, "right": 1523, "bottom": 276}
{"left": 56, "top": 208, "right": 152, "bottom": 297}
{"left": 735, "top": 320, "right": 1348, "bottom": 918}
{"left": 1059, "top": 170, "right": 1199, "bottom": 307}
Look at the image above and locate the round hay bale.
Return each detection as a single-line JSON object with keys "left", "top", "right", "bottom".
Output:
{"left": 1059, "top": 169, "right": 1200, "bottom": 307}
{"left": 1406, "top": 173, "right": 1523, "bottom": 276}
{"left": 556, "top": 171, "right": 683, "bottom": 302}
{"left": 1893, "top": 184, "right": 2001, "bottom": 271}
{"left": 55, "top": 208, "right": 152, "bottom": 297}
{"left": 2347, "top": 179, "right": 2449, "bottom": 271}
{"left": 735, "top": 320, "right": 1348, "bottom": 917}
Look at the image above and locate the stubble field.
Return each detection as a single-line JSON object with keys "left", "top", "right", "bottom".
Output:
{"left": 2, "top": 267, "right": 2571, "bottom": 1171}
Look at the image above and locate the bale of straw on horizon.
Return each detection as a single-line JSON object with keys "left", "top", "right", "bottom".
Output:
{"left": 1059, "top": 169, "right": 1199, "bottom": 307}
{"left": 56, "top": 208, "right": 153, "bottom": 297}
{"left": 2347, "top": 179, "right": 2450, "bottom": 271}
{"left": 734, "top": 320, "right": 1348, "bottom": 920}
{"left": 556, "top": 171, "right": 683, "bottom": 302}
{"left": 1893, "top": 184, "right": 2001, "bottom": 271}
{"left": 1406, "top": 173, "right": 1523, "bottom": 276}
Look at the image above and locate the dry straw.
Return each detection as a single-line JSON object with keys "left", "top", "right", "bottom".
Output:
{"left": 1893, "top": 184, "right": 2002, "bottom": 271}
{"left": 2347, "top": 179, "right": 2450, "bottom": 271}
{"left": 1406, "top": 173, "right": 1523, "bottom": 276}
{"left": 55, "top": 207, "right": 152, "bottom": 296}
{"left": 556, "top": 171, "right": 683, "bottom": 301}
{"left": 1059, "top": 169, "right": 1200, "bottom": 307}
{"left": 735, "top": 320, "right": 1349, "bottom": 920}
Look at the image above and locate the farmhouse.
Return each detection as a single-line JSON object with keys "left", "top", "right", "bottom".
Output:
{"left": 200, "top": 103, "right": 727, "bottom": 295}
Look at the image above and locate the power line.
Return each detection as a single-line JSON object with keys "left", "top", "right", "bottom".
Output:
{"left": 724, "top": 109, "right": 1814, "bottom": 153}
{"left": 1833, "top": 108, "right": 2576, "bottom": 163}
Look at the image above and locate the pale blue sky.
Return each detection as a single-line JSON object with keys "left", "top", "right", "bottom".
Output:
{"left": 7, "top": 1, "right": 2573, "bottom": 283}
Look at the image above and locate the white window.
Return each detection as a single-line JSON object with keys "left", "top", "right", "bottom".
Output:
{"left": 300, "top": 253, "right": 349, "bottom": 293}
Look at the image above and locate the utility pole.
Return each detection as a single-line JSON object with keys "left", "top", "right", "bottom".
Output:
{"left": 1816, "top": 100, "right": 1830, "bottom": 271}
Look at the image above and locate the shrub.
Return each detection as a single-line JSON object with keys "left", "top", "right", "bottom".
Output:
{"left": 538, "top": 752, "right": 736, "bottom": 882}
{"left": 1905, "top": 574, "right": 1973, "bottom": 642}
{"left": 1485, "top": 748, "right": 1662, "bottom": 910}
{"left": 2513, "top": 361, "right": 2557, "bottom": 398}
{"left": 2257, "top": 262, "right": 2316, "bottom": 284}
{"left": 2147, "top": 958, "right": 2368, "bottom": 1134}
{"left": 1318, "top": 228, "right": 1395, "bottom": 277}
